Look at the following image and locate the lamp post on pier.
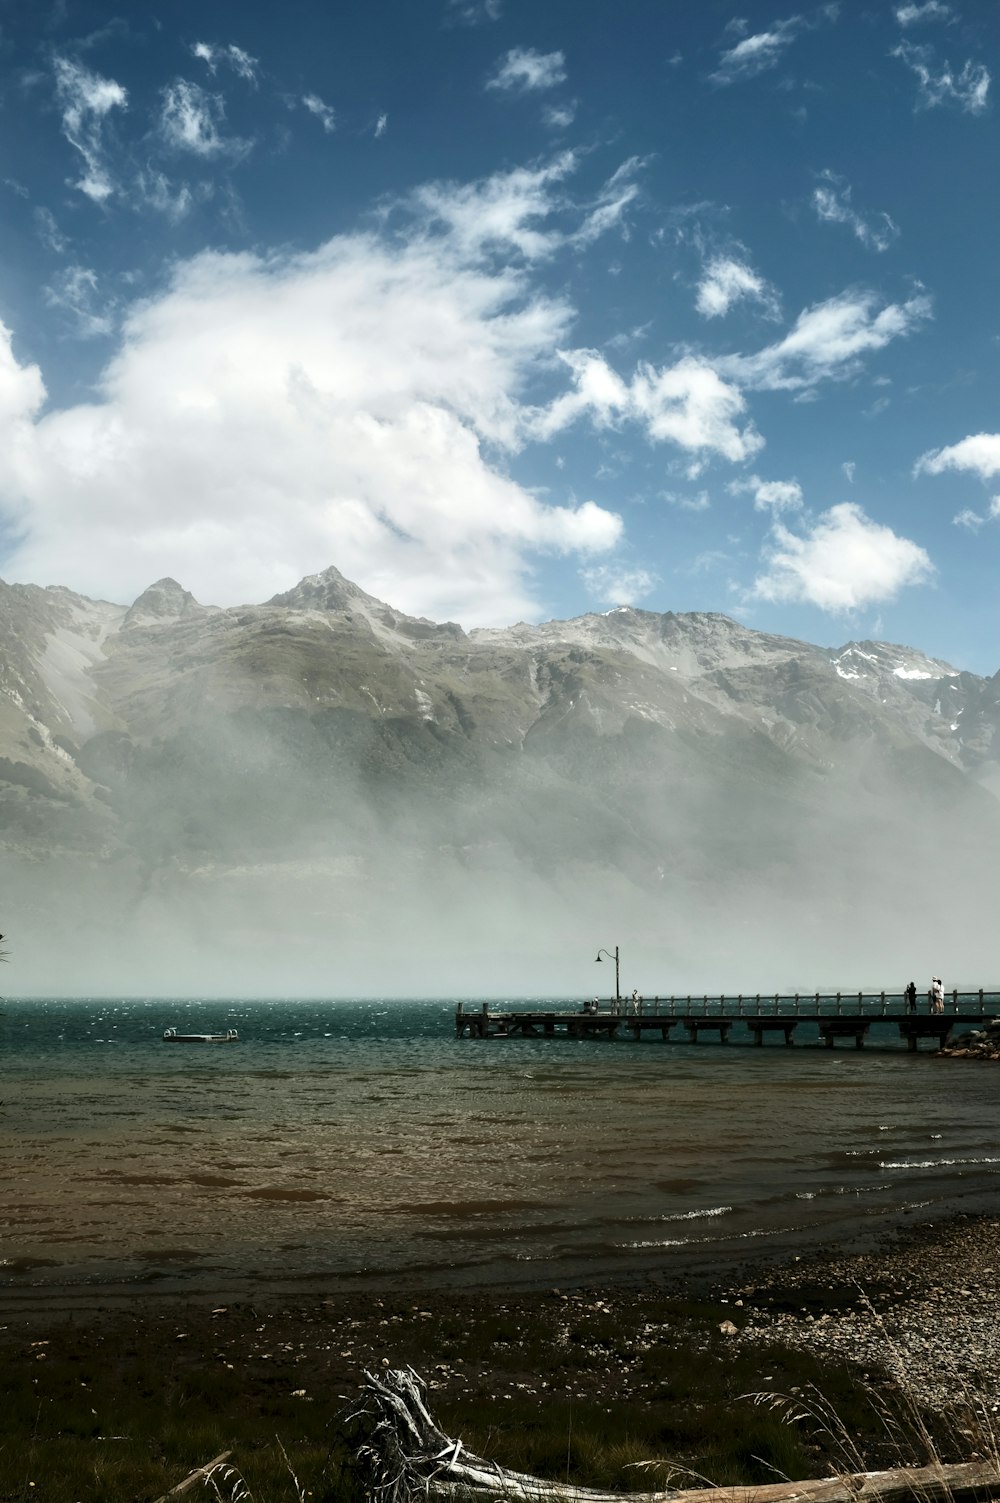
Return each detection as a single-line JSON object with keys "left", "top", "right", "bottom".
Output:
{"left": 594, "top": 945, "right": 620, "bottom": 1008}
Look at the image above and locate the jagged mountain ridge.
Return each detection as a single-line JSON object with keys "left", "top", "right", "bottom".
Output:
{"left": 2, "top": 563, "right": 1000, "bottom": 997}
{"left": 1, "top": 564, "right": 998, "bottom": 837}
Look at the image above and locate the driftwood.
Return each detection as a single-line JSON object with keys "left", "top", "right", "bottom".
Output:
{"left": 150, "top": 1450, "right": 232, "bottom": 1503}
{"left": 351, "top": 1369, "right": 1000, "bottom": 1503}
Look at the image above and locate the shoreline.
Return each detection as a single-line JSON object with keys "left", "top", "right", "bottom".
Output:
{"left": 1, "top": 1210, "right": 996, "bottom": 1498}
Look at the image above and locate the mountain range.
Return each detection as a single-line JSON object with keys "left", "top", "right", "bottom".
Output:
{"left": 2, "top": 566, "right": 996, "bottom": 995}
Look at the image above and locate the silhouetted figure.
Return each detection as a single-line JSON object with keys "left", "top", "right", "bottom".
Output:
{"left": 905, "top": 980, "right": 917, "bottom": 1013}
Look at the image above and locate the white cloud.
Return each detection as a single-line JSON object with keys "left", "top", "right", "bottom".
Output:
{"left": 34, "top": 206, "right": 70, "bottom": 254}
{"left": 842, "top": 460, "right": 855, "bottom": 483}
{"left": 916, "top": 432, "right": 1000, "bottom": 480}
{"left": 192, "top": 42, "right": 259, "bottom": 84}
{"left": 730, "top": 473, "right": 803, "bottom": 511}
{"left": 447, "top": 0, "right": 502, "bottom": 23}
{"left": 711, "top": 17, "right": 802, "bottom": 84}
{"left": 895, "top": 2, "right": 952, "bottom": 25}
{"left": 137, "top": 170, "right": 196, "bottom": 222}
{"left": 695, "top": 254, "right": 779, "bottom": 318}
{"left": 43, "top": 265, "right": 114, "bottom": 339}
{"left": 534, "top": 349, "right": 764, "bottom": 463}
{"left": 53, "top": 57, "right": 128, "bottom": 203}
{"left": 892, "top": 41, "right": 990, "bottom": 113}
{"left": 408, "top": 153, "right": 578, "bottom": 262}
{"left": 543, "top": 101, "right": 577, "bottom": 129}
{"left": 811, "top": 171, "right": 899, "bottom": 252}
{"left": 0, "top": 162, "right": 633, "bottom": 627}
{"left": 375, "top": 113, "right": 388, "bottom": 138}
{"left": 486, "top": 47, "right": 567, "bottom": 93}
{"left": 303, "top": 93, "right": 336, "bottom": 133}
{"left": 663, "top": 489, "right": 711, "bottom": 511}
{"left": 574, "top": 158, "right": 643, "bottom": 245}
{"left": 721, "top": 288, "right": 931, "bottom": 392}
{"left": 160, "top": 79, "right": 251, "bottom": 159}
{"left": 753, "top": 502, "right": 932, "bottom": 610}
{"left": 952, "top": 508, "right": 984, "bottom": 531}
{"left": 581, "top": 562, "right": 657, "bottom": 604}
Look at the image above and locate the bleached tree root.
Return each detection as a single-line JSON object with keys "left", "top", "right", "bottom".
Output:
{"left": 350, "top": 1368, "right": 1000, "bottom": 1503}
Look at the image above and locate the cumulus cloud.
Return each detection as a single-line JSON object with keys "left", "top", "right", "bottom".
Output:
{"left": 730, "top": 474, "right": 804, "bottom": 511}
{"left": 581, "top": 562, "right": 657, "bottom": 604}
{"left": 895, "top": 2, "right": 952, "bottom": 25}
{"left": 160, "top": 79, "right": 251, "bottom": 159}
{"left": 753, "top": 502, "right": 932, "bottom": 610}
{"left": 0, "top": 162, "right": 633, "bottom": 626}
{"left": 892, "top": 41, "right": 990, "bottom": 113}
{"left": 302, "top": 93, "right": 336, "bottom": 133}
{"left": 533, "top": 349, "right": 764, "bottom": 463}
{"left": 720, "top": 288, "right": 931, "bottom": 392}
{"left": 812, "top": 171, "right": 899, "bottom": 252}
{"left": 694, "top": 254, "right": 779, "bottom": 318}
{"left": 53, "top": 56, "right": 128, "bottom": 203}
{"left": 916, "top": 433, "right": 1000, "bottom": 480}
{"left": 192, "top": 41, "right": 259, "bottom": 84}
{"left": 486, "top": 47, "right": 567, "bottom": 93}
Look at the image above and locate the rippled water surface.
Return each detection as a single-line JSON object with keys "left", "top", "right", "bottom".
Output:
{"left": 2, "top": 997, "right": 999, "bottom": 1298}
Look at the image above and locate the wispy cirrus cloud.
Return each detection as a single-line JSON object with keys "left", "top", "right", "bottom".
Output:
{"left": 408, "top": 152, "right": 578, "bottom": 262}
{"left": 159, "top": 79, "right": 252, "bottom": 159}
{"left": 302, "top": 93, "right": 336, "bottom": 133}
{"left": 753, "top": 502, "right": 932, "bottom": 610}
{"left": 952, "top": 502, "right": 1000, "bottom": 531}
{"left": 44, "top": 265, "right": 115, "bottom": 338}
{"left": 710, "top": 7, "right": 839, "bottom": 85}
{"left": 811, "top": 171, "right": 899, "bottom": 252}
{"left": 53, "top": 56, "right": 128, "bottom": 203}
{"left": 719, "top": 288, "right": 932, "bottom": 392}
{"left": 486, "top": 47, "right": 567, "bottom": 93}
{"left": 191, "top": 41, "right": 259, "bottom": 84}
{"left": 892, "top": 41, "right": 990, "bottom": 113}
{"left": 34, "top": 206, "right": 70, "bottom": 254}
{"left": 895, "top": 1, "right": 952, "bottom": 26}
{"left": 446, "top": 0, "right": 502, "bottom": 24}
{"left": 711, "top": 17, "right": 804, "bottom": 84}
{"left": 694, "top": 254, "right": 780, "bottom": 318}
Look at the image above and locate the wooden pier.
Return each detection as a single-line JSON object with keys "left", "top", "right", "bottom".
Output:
{"left": 455, "top": 991, "right": 1000, "bottom": 1050}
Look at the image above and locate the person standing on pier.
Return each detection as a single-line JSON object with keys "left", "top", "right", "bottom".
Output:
{"left": 905, "top": 981, "right": 917, "bottom": 1013}
{"left": 931, "top": 977, "right": 944, "bottom": 1014}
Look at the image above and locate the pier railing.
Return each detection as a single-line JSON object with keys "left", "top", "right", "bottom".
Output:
{"left": 586, "top": 990, "right": 1000, "bottom": 1017}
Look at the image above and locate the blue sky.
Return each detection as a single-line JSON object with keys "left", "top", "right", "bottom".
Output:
{"left": 1, "top": 0, "right": 999, "bottom": 669}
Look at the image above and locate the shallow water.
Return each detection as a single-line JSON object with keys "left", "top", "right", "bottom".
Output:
{"left": 2, "top": 997, "right": 998, "bottom": 1299}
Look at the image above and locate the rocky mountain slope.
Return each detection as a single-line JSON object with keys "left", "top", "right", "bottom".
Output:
{"left": 2, "top": 566, "right": 997, "bottom": 993}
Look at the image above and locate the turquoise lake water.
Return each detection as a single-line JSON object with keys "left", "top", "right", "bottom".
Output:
{"left": 2, "top": 997, "right": 999, "bottom": 1302}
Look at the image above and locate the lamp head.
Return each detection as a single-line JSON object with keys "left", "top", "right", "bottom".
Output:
{"left": 594, "top": 953, "right": 602, "bottom": 963}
